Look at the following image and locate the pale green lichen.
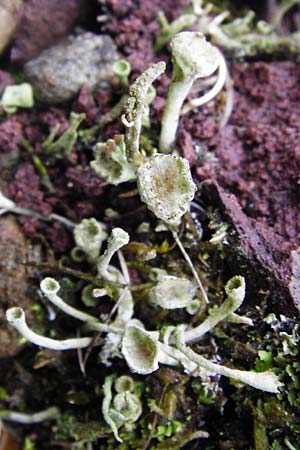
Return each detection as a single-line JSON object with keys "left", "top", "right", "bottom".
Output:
{"left": 159, "top": 32, "right": 220, "bottom": 152}
{"left": 102, "top": 374, "right": 142, "bottom": 442}
{"left": 154, "top": 11, "right": 197, "bottom": 51}
{"left": 113, "top": 59, "right": 131, "bottom": 87}
{"left": 0, "top": 82, "right": 34, "bottom": 114}
{"left": 122, "top": 61, "right": 166, "bottom": 164}
{"left": 97, "top": 227, "right": 130, "bottom": 281}
{"left": 137, "top": 154, "right": 196, "bottom": 228}
{"left": 184, "top": 275, "right": 247, "bottom": 343}
{"left": 3, "top": 24, "right": 288, "bottom": 446}
{"left": 91, "top": 135, "right": 137, "bottom": 185}
{"left": 121, "top": 324, "right": 160, "bottom": 375}
{"left": 149, "top": 275, "right": 197, "bottom": 310}
{"left": 6, "top": 307, "right": 93, "bottom": 351}
{"left": 41, "top": 112, "right": 85, "bottom": 157}
{"left": 74, "top": 217, "right": 107, "bottom": 262}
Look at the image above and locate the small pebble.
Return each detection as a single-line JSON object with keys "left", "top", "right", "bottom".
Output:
{"left": 24, "top": 32, "right": 118, "bottom": 103}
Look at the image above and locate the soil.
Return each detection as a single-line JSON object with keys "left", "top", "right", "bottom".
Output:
{"left": 0, "top": 1, "right": 300, "bottom": 449}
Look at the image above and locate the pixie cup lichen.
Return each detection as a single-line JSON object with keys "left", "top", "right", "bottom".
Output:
{"left": 91, "top": 135, "right": 136, "bottom": 185}
{"left": 97, "top": 227, "right": 130, "bottom": 282}
{"left": 122, "top": 61, "right": 166, "bottom": 164}
{"left": 149, "top": 275, "right": 197, "bottom": 310}
{"left": 74, "top": 217, "right": 107, "bottom": 262}
{"left": 137, "top": 154, "right": 196, "bottom": 228}
{"left": 159, "top": 31, "right": 220, "bottom": 152}
{"left": 184, "top": 275, "right": 247, "bottom": 343}
{"left": 113, "top": 59, "right": 131, "bottom": 87}
{"left": 2, "top": 26, "right": 286, "bottom": 447}
{"left": 102, "top": 374, "right": 142, "bottom": 442}
{"left": 121, "top": 324, "right": 159, "bottom": 375}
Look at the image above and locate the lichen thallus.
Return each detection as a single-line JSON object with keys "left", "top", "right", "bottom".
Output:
{"left": 3, "top": 32, "right": 281, "bottom": 442}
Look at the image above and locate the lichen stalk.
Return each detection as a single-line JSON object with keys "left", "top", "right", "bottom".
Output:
{"left": 6, "top": 307, "right": 92, "bottom": 351}
{"left": 123, "top": 61, "right": 166, "bottom": 164}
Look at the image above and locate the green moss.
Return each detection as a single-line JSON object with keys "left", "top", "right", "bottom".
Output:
{"left": 0, "top": 387, "right": 10, "bottom": 400}
{"left": 55, "top": 413, "right": 109, "bottom": 443}
{"left": 23, "top": 437, "right": 36, "bottom": 450}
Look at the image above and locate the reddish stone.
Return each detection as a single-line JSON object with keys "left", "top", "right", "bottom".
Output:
{"left": 201, "top": 181, "right": 298, "bottom": 314}
{"left": 102, "top": 0, "right": 190, "bottom": 74}
{"left": 46, "top": 221, "right": 72, "bottom": 253}
{"left": 4, "top": 162, "right": 52, "bottom": 228}
{"left": 39, "top": 107, "right": 69, "bottom": 134}
{"left": 192, "top": 62, "right": 300, "bottom": 248}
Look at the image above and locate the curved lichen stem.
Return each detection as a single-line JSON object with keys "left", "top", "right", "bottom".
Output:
{"left": 175, "top": 327, "right": 282, "bottom": 393}
{"left": 0, "top": 189, "right": 76, "bottom": 228}
{"left": 159, "top": 32, "right": 220, "bottom": 152}
{"left": 6, "top": 307, "right": 93, "bottom": 351}
{"left": 180, "top": 50, "right": 227, "bottom": 115}
{"left": 159, "top": 79, "right": 194, "bottom": 152}
{"left": 0, "top": 407, "right": 59, "bottom": 424}
{"left": 270, "top": 0, "right": 300, "bottom": 30}
{"left": 40, "top": 278, "right": 122, "bottom": 334}
{"left": 184, "top": 276, "right": 245, "bottom": 343}
{"left": 122, "top": 61, "right": 166, "bottom": 164}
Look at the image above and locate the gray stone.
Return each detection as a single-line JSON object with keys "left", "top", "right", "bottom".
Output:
{"left": 24, "top": 32, "right": 118, "bottom": 103}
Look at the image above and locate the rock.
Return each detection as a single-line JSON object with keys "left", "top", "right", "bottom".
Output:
{"left": 0, "top": 0, "right": 23, "bottom": 55}
{"left": 0, "top": 216, "right": 34, "bottom": 358}
{"left": 24, "top": 32, "right": 118, "bottom": 104}
{"left": 10, "top": 0, "right": 80, "bottom": 64}
{"left": 200, "top": 180, "right": 299, "bottom": 315}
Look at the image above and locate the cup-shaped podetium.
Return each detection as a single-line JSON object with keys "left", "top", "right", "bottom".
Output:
{"left": 74, "top": 218, "right": 107, "bottom": 262}
{"left": 137, "top": 154, "right": 196, "bottom": 228}
{"left": 121, "top": 324, "right": 159, "bottom": 375}
{"left": 112, "top": 391, "right": 142, "bottom": 423}
{"left": 114, "top": 375, "right": 135, "bottom": 393}
{"left": 149, "top": 275, "right": 197, "bottom": 310}
{"left": 159, "top": 31, "right": 220, "bottom": 151}
{"left": 224, "top": 275, "right": 246, "bottom": 306}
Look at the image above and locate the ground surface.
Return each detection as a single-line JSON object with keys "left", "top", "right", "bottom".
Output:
{"left": 0, "top": 1, "right": 300, "bottom": 449}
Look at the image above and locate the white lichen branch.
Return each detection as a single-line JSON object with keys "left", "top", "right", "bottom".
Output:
{"left": 0, "top": 407, "right": 59, "bottom": 424}
{"left": 6, "top": 307, "right": 93, "bottom": 351}
{"left": 181, "top": 49, "right": 227, "bottom": 115}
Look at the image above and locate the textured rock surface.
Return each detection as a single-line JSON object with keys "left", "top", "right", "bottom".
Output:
{"left": 178, "top": 62, "right": 300, "bottom": 248}
{"left": 24, "top": 32, "right": 118, "bottom": 103}
{"left": 201, "top": 181, "right": 299, "bottom": 314}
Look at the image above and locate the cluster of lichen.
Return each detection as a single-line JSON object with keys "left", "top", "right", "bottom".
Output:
{"left": 0, "top": 9, "right": 297, "bottom": 449}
